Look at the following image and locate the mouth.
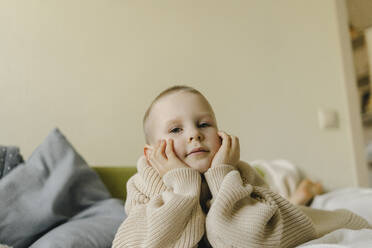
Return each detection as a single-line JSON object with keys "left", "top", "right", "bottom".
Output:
{"left": 187, "top": 147, "right": 209, "bottom": 157}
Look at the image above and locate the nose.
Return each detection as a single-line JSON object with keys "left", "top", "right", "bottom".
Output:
{"left": 188, "top": 128, "right": 204, "bottom": 142}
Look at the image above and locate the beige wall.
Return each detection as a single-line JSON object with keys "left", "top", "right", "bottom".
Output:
{"left": 0, "top": 0, "right": 368, "bottom": 190}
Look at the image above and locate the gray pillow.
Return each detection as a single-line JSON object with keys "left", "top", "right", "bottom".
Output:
{"left": 0, "top": 146, "right": 24, "bottom": 179}
{"left": 0, "top": 128, "right": 126, "bottom": 248}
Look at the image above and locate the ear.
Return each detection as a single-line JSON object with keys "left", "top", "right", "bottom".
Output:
{"left": 144, "top": 144, "right": 153, "bottom": 162}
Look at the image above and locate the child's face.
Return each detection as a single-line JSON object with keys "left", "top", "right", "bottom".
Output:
{"left": 146, "top": 91, "right": 221, "bottom": 173}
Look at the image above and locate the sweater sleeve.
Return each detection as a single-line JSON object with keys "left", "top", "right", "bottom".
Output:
{"left": 298, "top": 206, "right": 371, "bottom": 237}
{"left": 112, "top": 168, "right": 205, "bottom": 248}
{"left": 204, "top": 163, "right": 316, "bottom": 248}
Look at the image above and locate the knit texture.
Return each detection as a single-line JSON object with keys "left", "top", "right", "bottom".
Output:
{"left": 113, "top": 156, "right": 204, "bottom": 248}
{"left": 112, "top": 157, "right": 370, "bottom": 248}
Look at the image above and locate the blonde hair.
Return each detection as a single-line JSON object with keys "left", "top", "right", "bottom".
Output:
{"left": 143, "top": 85, "right": 208, "bottom": 144}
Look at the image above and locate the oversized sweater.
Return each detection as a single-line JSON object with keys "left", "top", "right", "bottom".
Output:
{"left": 112, "top": 156, "right": 370, "bottom": 248}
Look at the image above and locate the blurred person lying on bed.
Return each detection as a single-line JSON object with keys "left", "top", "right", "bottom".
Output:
{"left": 250, "top": 159, "right": 323, "bottom": 206}
{"left": 112, "top": 85, "right": 370, "bottom": 248}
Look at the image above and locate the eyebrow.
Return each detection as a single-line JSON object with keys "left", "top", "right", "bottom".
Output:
{"left": 165, "top": 118, "right": 182, "bottom": 127}
{"left": 165, "top": 113, "right": 214, "bottom": 127}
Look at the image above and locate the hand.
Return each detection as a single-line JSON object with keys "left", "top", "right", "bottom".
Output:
{"left": 147, "top": 139, "right": 189, "bottom": 177}
{"left": 211, "top": 131, "right": 240, "bottom": 169}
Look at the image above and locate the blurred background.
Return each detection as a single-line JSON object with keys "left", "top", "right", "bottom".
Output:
{"left": 1, "top": 0, "right": 372, "bottom": 190}
{"left": 349, "top": 1, "right": 372, "bottom": 186}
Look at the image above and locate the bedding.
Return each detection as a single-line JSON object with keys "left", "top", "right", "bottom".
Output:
{"left": 310, "top": 187, "right": 372, "bottom": 225}
{"left": 0, "top": 128, "right": 126, "bottom": 248}
{"left": 250, "top": 159, "right": 301, "bottom": 199}
{"left": 299, "top": 228, "right": 372, "bottom": 247}
{"left": 251, "top": 161, "right": 372, "bottom": 247}
{"left": 298, "top": 188, "right": 372, "bottom": 247}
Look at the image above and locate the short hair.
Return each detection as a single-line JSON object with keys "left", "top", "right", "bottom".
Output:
{"left": 143, "top": 85, "right": 207, "bottom": 144}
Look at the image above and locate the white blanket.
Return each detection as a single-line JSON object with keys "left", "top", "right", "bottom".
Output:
{"left": 299, "top": 228, "right": 372, "bottom": 248}
{"left": 299, "top": 187, "right": 372, "bottom": 247}
{"left": 310, "top": 188, "right": 372, "bottom": 225}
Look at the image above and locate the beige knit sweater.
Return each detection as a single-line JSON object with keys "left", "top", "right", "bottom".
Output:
{"left": 112, "top": 156, "right": 370, "bottom": 248}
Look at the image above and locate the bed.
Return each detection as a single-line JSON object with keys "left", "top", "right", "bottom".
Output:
{"left": 298, "top": 187, "right": 372, "bottom": 247}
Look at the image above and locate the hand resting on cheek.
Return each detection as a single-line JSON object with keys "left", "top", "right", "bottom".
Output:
{"left": 210, "top": 131, "right": 240, "bottom": 169}
{"left": 146, "top": 139, "right": 189, "bottom": 177}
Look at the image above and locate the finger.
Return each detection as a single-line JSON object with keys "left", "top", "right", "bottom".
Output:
{"left": 155, "top": 140, "right": 165, "bottom": 158}
{"left": 231, "top": 135, "right": 240, "bottom": 147}
{"left": 165, "top": 139, "right": 175, "bottom": 158}
{"left": 231, "top": 136, "right": 240, "bottom": 158}
{"left": 155, "top": 139, "right": 161, "bottom": 149}
{"left": 151, "top": 140, "right": 161, "bottom": 158}
{"left": 217, "top": 131, "right": 227, "bottom": 152}
{"left": 218, "top": 131, "right": 229, "bottom": 147}
{"left": 236, "top": 136, "right": 240, "bottom": 157}
{"left": 231, "top": 135, "right": 237, "bottom": 152}
{"left": 236, "top": 136, "right": 240, "bottom": 149}
{"left": 149, "top": 150, "right": 163, "bottom": 170}
{"left": 217, "top": 131, "right": 230, "bottom": 157}
{"left": 219, "top": 131, "right": 231, "bottom": 148}
{"left": 160, "top": 139, "right": 166, "bottom": 158}
{"left": 150, "top": 141, "right": 160, "bottom": 159}
{"left": 151, "top": 140, "right": 164, "bottom": 165}
{"left": 156, "top": 141, "right": 168, "bottom": 166}
{"left": 227, "top": 134, "right": 232, "bottom": 148}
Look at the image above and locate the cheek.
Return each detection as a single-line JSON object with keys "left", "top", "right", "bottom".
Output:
{"left": 172, "top": 138, "right": 186, "bottom": 158}
{"left": 209, "top": 133, "right": 222, "bottom": 153}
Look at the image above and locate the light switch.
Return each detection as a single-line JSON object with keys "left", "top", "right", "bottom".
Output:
{"left": 318, "top": 109, "right": 339, "bottom": 129}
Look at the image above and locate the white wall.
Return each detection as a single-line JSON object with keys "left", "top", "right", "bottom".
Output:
{"left": 0, "top": 0, "right": 368, "bottom": 190}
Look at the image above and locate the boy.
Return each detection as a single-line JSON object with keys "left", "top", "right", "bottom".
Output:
{"left": 113, "top": 86, "right": 370, "bottom": 248}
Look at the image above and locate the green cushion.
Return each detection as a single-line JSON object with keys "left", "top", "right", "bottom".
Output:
{"left": 92, "top": 166, "right": 265, "bottom": 201}
{"left": 92, "top": 166, "right": 137, "bottom": 200}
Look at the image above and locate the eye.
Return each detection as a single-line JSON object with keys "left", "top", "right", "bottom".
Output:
{"left": 170, "top": 127, "right": 182, "bottom": 133}
{"left": 199, "top": 123, "right": 210, "bottom": 128}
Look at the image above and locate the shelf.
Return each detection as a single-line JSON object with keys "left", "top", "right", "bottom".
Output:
{"left": 363, "top": 113, "right": 372, "bottom": 126}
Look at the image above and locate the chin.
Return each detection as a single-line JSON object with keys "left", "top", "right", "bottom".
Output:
{"left": 186, "top": 158, "right": 211, "bottom": 173}
{"left": 197, "top": 167, "right": 209, "bottom": 174}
